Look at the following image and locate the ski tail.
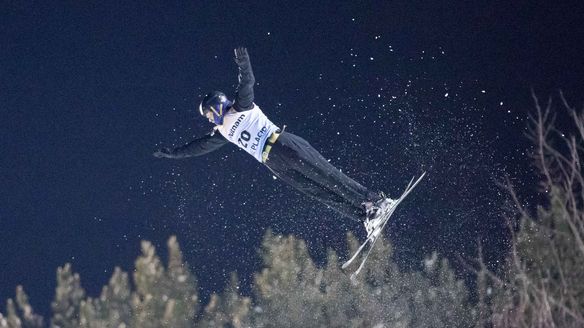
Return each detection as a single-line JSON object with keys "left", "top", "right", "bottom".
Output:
{"left": 342, "top": 238, "right": 370, "bottom": 269}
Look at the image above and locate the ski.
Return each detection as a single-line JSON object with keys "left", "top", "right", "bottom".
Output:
{"left": 343, "top": 172, "right": 426, "bottom": 281}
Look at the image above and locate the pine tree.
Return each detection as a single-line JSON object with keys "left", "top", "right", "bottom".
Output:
{"left": 99, "top": 267, "right": 133, "bottom": 326}
{"left": 346, "top": 234, "right": 413, "bottom": 327}
{"left": 51, "top": 264, "right": 86, "bottom": 328}
{"left": 200, "top": 272, "right": 252, "bottom": 328}
{"left": 253, "top": 230, "right": 327, "bottom": 328}
{"left": 131, "top": 237, "right": 198, "bottom": 328}
{"left": 131, "top": 240, "right": 169, "bottom": 328}
{"left": 336, "top": 233, "right": 473, "bottom": 327}
{"left": 4, "top": 299, "right": 21, "bottom": 328}
{"left": 320, "top": 247, "right": 361, "bottom": 328}
{"left": 1, "top": 233, "right": 477, "bottom": 327}
{"left": 0, "top": 287, "right": 43, "bottom": 328}
{"left": 14, "top": 287, "right": 43, "bottom": 328}
{"left": 251, "top": 230, "right": 473, "bottom": 328}
{"left": 78, "top": 267, "right": 132, "bottom": 328}
{"left": 415, "top": 253, "right": 475, "bottom": 327}
{"left": 162, "top": 236, "right": 198, "bottom": 327}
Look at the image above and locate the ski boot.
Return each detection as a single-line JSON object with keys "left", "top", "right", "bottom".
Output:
{"left": 363, "top": 193, "right": 396, "bottom": 237}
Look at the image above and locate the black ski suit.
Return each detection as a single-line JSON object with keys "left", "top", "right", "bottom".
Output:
{"left": 161, "top": 53, "right": 381, "bottom": 221}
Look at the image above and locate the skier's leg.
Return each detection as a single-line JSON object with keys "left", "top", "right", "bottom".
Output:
{"left": 265, "top": 132, "right": 381, "bottom": 221}
{"left": 265, "top": 164, "right": 357, "bottom": 218}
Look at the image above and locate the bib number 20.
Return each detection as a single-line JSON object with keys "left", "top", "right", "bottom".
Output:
{"left": 238, "top": 130, "right": 251, "bottom": 148}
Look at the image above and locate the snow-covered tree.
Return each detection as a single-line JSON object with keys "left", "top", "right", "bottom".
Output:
{"left": 51, "top": 264, "right": 85, "bottom": 328}
{"left": 131, "top": 237, "right": 198, "bottom": 328}
{"left": 78, "top": 267, "right": 132, "bottom": 328}
{"left": 251, "top": 230, "right": 473, "bottom": 328}
{"left": 2, "top": 233, "right": 474, "bottom": 328}
{"left": 253, "top": 231, "right": 327, "bottom": 327}
{"left": 200, "top": 272, "right": 252, "bottom": 328}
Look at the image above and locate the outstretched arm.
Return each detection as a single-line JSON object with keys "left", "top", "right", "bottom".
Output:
{"left": 233, "top": 47, "right": 255, "bottom": 111}
{"left": 154, "top": 131, "right": 228, "bottom": 159}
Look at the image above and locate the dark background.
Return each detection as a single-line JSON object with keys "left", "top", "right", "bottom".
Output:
{"left": 1, "top": 0, "right": 583, "bottom": 318}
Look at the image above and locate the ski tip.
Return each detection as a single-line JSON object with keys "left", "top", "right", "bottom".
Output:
{"left": 412, "top": 171, "right": 426, "bottom": 181}
{"left": 341, "top": 262, "right": 350, "bottom": 269}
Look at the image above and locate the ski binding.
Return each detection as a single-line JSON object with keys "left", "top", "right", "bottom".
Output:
{"left": 342, "top": 172, "right": 426, "bottom": 281}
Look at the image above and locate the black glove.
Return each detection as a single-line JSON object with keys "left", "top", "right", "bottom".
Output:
{"left": 153, "top": 147, "right": 172, "bottom": 158}
{"left": 234, "top": 47, "right": 250, "bottom": 67}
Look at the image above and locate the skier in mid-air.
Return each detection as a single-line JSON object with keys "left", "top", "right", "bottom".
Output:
{"left": 154, "top": 47, "right": 395, "bottom": 237}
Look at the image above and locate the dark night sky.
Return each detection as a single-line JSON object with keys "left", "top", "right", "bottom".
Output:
{"left": 1, "top": 0, "right": 584, "bottom": 318}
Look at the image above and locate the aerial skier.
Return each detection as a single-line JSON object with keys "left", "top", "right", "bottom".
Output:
{"left": 154, "top": 47, "right": 424, "bottom": 276}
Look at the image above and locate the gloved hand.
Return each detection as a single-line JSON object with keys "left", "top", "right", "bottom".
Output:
{"left": 234, "top": 47, "right": 250, "bottom": 67}
{"left": 153, "top": 147, "right": 172, "bottom": 158}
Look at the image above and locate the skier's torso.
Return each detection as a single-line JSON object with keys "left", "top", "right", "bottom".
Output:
{"left": 216, "top": 103, "right": 279, "bottom": 162}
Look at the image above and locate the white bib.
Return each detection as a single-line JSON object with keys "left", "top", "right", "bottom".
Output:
{"left": 216, "top": 103, "right": 279, "bottom": 162}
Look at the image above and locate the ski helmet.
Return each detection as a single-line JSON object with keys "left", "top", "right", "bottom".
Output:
{"left": 199, "top": 91, "right": 232, "bottom": 125}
